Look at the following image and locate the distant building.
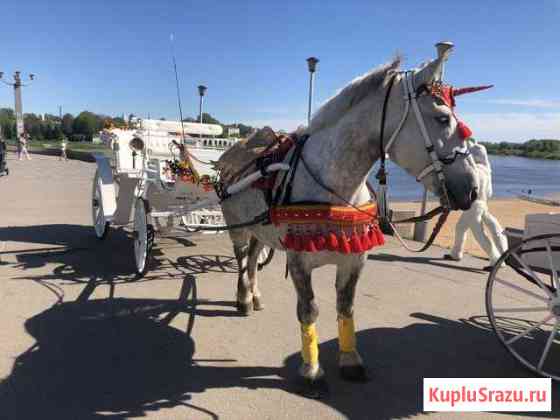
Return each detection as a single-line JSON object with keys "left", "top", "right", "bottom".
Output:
{"left": 227, "top": 127, "right": 240, "bottom": 137}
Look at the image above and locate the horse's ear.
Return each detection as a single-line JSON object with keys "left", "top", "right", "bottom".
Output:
{"left": 382, "top": 55, "right": 402, "bottom": 86}
{"left": 413, "top": 56, "right": 445, "bottom": 88}
{"left": 413, "top": 41, "right": 454, "bottom": 87}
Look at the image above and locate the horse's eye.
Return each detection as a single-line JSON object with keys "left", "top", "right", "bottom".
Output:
{"left": 435, "top": 115, "right": 450, "bottom": 125}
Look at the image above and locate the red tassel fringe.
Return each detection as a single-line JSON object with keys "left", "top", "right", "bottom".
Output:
{"left": 282, "top": 224, "right": 384, "bottom": 254}
{"left": 327, "top": 232, "right": 339, "bottom": 251}
{"left": 339, "top": 231, "right": 351, "bottom": 254}
{"left": 314, "top": 234, "right": 326, "bottom": 251}
{"left": 350, "top": 231, "right": 363, "bottom": 253}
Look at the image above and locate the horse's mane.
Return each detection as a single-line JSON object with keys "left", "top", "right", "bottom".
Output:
{"left": 306, "top": 56, "right": 401, "bottom": 135}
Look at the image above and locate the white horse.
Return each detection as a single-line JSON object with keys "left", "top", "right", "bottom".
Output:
{"left": 219, "top": 44, "right": 481, "bottom": 396}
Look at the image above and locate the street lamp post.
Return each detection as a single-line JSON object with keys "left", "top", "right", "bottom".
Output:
{"left": 306, "top": 57, "right": 319, "bottom": 125}
{"left": 0, "top": 70, "right": 35, "bottom": 140}
{"left": 197, "top": 85, "right": 207, "bottom": 124}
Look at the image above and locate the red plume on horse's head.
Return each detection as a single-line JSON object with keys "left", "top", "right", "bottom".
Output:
{"left": 452, "top": 85, "right": 494, "bottom": 97}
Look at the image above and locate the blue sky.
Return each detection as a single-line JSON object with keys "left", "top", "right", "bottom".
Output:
{"left": 1, "top": 0, "right": 559, "bottom": 141}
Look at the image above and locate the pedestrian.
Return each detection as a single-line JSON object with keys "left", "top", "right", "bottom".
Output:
{"left": 444, "top": 139, "right": 508, "bottom": 271}
{"left": 60, "top": 138, "right": 68, "bottom": 161}
{"left": 18, "top": 132, "right": 31, "bottom": 161}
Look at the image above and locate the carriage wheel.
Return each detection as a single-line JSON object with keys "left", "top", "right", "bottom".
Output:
{"left": 486, "top": 233, "right": 560, "bottom": 380}
{"left": 92, "top": 169, "right": 110, "bottom": 240}
{"left": 133, "top": 198, "right": 154, "bottom": 276}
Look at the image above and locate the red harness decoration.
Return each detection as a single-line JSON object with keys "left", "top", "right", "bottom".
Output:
{"left": 270, "top": 202, "right": 384, "bottom": 254}
{"left": 429, "top": 82, "right": 492, "bottom": 141}
{"left": 251, "top": 134, "right": 296, "bottom": 190}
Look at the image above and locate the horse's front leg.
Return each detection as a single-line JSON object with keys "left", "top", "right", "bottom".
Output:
{"left": 288, "top": 252, "right": 328, "bottom": 398}
{"left": 336, "top": 254, "right": 368, "bottom": 382}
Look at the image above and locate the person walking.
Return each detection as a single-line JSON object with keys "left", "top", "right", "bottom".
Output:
{"left": 444, "top": 139, "right": 508, "bottom": 270}
{"left": 60, "top": 138, "right": 68, "bottom": 161}
{"left": 18, "top": 132, "right": 31, "bottom": 161}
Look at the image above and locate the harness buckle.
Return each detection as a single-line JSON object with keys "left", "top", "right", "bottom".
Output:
{"left": 375, "top": 166, "right": 387, "bottom": 184}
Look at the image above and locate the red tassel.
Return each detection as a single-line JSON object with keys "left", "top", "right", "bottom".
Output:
{"left": 350, "top": 231, "right": 363, "bottom": 253}
{"left": 284, "top": 232, "right": 295, "bottom": 249}
{"left": 457, "top": 121, "right": 472, "bottom": 140}
{"left": 327, "top": 231, "right": 339, "bottom": 251}
{"left": 368, "top": 227, "right": 378, "bottom": 246}
{"left": 361, "top": 230, "right": 371, "bottom": 250}
{"left": 292, "top": 234, "right": 304, "bottom": 252}
{"left": 339, "top": 231, "right": 351, "bottom": 254}
{"left": 304, "top": 234, "right": 317, "bottom": 252}
{"left": 374, "top": 226, "right": 385, "bottom": 246}
{"left": 313, "top": 234, "right": 326, "bottom": 251}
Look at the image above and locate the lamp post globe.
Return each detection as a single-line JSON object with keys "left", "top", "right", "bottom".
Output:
{"left": 306, "top": 57, "right": 319, "bottom": 73}
{"left": 306, "top": 57, "right": 319, "bottom": 124}
{"left": 197, "top": 85, "right": 207, "bottom": 124}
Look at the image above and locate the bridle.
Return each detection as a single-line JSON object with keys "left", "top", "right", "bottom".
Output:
{"left": 376, "top": 70, "right": 474, "bottom": 221}
{"left": 374, "top": 69, "right": 477, "bottom": 252}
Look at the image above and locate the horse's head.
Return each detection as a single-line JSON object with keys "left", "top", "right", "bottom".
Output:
{"left": 387, "top": 44, "right": 490, "bottom": 210}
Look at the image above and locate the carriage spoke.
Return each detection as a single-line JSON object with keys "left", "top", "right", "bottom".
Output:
{"left": 511, "top": 253, "right": 554, "bottom": 299}
{"left": 95, "top": 210, "right": 103, "bottom": 225}
{"left": 505, "top": 314, "right": 555, "bottom": 345}
{"left": 537, "top": 319, "right": 560, "bottom": 371}
{"left": 494, "top": 306, "right": 549, "bottom": 313}
{"left": 544, "top": 240, "right": 559, "bottom": 291}
{"left": 495, "top": 277, "right": 549, "bottom": 303}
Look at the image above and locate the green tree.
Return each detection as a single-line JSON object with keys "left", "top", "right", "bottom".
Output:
{"left": 24, "top": 113, "right": 44, "bottom": 140}
{"left": 62, "top": 113, "right": 74, "bottom": 137}
{"left": 195, "top": 113, "right": 221, "bottom": 125}
{"left": 0, "top": 108, "right": 16, "bottom": 139}
{"left": 73, "top": 111, "right": 98, "bottom": 141}
{"left": 112, "top": 116, "right": 127, "bottom": 128}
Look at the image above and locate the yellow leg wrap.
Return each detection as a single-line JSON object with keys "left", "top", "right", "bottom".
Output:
{"left": 338, "top": 316, "right": 356, "bottom": 353}
{"left": 301, "top": 323, "right": 319, "bottom": 365}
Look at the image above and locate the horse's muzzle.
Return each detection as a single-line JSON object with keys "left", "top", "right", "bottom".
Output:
{"left": 447, "top": 186, "right": 478, "bottom": 211}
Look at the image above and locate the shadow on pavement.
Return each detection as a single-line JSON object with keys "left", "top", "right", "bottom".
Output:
{"left": 3, "top": 304, "right": 559, "bottom": 419}
{"left": 3, "top": 225, "right": 558, "bottom": 418}
{"left": 0, "top": 275, "right": 277, "bottom": 420}
{"left": 0, "top": 224, "right": 236, "bottom": 285}
{"left": 280, "top": 312, "right": 558, "bottom": 420}
{"left": 369, "top": 252, "right": 487, "bottom": 274}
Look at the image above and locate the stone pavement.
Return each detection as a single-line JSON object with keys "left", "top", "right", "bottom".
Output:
{"left": 0, "top": 153, "right": 556, "bottom": 419}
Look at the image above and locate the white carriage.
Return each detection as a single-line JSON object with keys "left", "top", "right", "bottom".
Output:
{"left": 91, "top": 119, "right": 237, "bottom": 275}
{"left": 487, "top": 212, "right": 560, "bottom": 380}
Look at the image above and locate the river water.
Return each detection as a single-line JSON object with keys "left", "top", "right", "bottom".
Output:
{"left": 368, "top": 155, "right": 560, "bottom": 202}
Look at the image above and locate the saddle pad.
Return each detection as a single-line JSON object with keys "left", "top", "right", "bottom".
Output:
{"left": 215, "top": 126, "right": 300, "bottom": 189}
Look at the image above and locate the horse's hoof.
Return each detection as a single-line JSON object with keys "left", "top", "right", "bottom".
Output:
{"left": 339, "top": 365, "right": 369, "bottom": 383}
{"left": 253, "top": 296, "right": 265, "bottom": 311}
{"left": 296, "top": 376, "right": 330, "bottom": 399}
{"left": 236, "top": 300, "right": 253, "bottom": 316}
